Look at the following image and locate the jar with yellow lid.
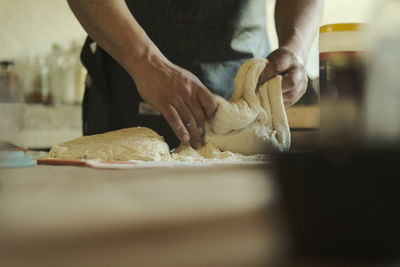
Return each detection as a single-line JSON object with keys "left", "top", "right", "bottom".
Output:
{"left": 319, "top": 23, "right": 366, "bottom": 149}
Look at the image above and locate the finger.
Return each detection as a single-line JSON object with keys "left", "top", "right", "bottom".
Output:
{"left": 174, "top": 98, "right": 203, "bottom": 149}
{"left": 283, "top": 78, "right": 308, "bottom": 107}
{"left": 197, "top": 87, "right": 217, "bottom": 119}
{"left": 162, "top": 104, "right": 190, "bottom": 143}
{"left": 259, "top": 53, "right": 293, "bottom": 84}
{"left": 282, "top": 67, "right": 304, "bottom": 93}
{"left": 185, "top": 90, "right": 206, "bottom": 136}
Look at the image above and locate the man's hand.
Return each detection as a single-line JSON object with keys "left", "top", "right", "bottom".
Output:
{"left": 259, "top": 47, "right": 308, "bottom": 107}
{"left": 131, "top": 56, "right": 217, "bottom": 149}
{"left": 260, "top": 0, "right": 323, "bottom": 106}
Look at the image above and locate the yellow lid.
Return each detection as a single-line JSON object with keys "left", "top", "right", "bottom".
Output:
{"left": 320, "top": 23, "right": 365, "bottom": 34}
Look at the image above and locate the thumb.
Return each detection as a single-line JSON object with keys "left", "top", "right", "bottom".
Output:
{"left": 258, "top": 53, "right": 292, "bottom": 84}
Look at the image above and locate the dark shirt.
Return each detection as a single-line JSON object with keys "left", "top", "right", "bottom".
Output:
{"left": 125, "top": 0, "right": 270, "bottom": 98}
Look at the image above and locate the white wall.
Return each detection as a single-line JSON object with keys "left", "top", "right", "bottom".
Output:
{"left": 266, "top": 0, "right": 375, "bottom": 78}
{"left": 0, "top": 0, "right": 86, "bottom": 61}
{"left": 322, "top": 0, "right": 375, "bottom": 25}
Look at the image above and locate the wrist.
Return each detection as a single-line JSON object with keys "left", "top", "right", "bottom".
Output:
{"left": 279, "top": 33, "right": 308, "bottom": 64}
{"left": 124, "top": 44, "right": 168, "bottom": 79}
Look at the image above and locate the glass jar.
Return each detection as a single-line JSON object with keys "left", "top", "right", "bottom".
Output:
{"left": 319, "top": 23, "right": 366, "bottom": 149}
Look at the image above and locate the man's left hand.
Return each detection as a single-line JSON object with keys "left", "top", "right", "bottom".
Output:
{"left": 259, "top": 47, "right": 308, "bottom": 107}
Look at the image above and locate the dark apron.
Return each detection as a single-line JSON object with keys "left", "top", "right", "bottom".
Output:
{"left": 81, "top": 0, "right": 269, "bottom": 148}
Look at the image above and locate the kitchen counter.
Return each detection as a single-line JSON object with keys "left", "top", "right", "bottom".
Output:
{"left": 0, "top": 163, "right": 283, "bottom": 267}
{"left": 0, "top": 103, "right": 319, "bottom": 149}
{"left": 0, "top": 103, "right": 81, "bottom": 149}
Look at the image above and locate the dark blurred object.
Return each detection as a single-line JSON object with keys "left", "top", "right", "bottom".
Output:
{"left": 289, "top": 129, "right": 319, "bottom": 151}
{"left": 319, "top": 24, "right": 366, "bottom": 149}
{"left": 273, "top": 149, "right": 400, "bottom": 263}
{"left": 319, "top": 52, "right": 365, "bottom": 148}
{"left": 0, "top": 61, "right": 23, "bottom": 103}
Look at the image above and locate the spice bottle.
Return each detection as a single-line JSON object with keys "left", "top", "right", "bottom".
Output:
{"left": 0, "top": 61, "right": 23, "bottom": 103}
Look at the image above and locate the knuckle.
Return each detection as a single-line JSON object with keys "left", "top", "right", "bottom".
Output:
{"left": 285, "top": 51, "right": 296, "bottom": 62}
{"left": 271, "top": 61, "right": 284, "bottom": 73}
{"left": 286, "top": 77, "right": 297, "bottom": 89}
{"left": 175, "top": 124, "right": 186, "bottom": 133}
{"left": 162, "top": 105, "right": 174, "bottom": 119}
{"left": 183, "top": 118, "right": 197, "bottom": 129}
{"left": 284, "top": 91, "right": 295, "bottom": 102}
{"left": 280, "top": 48, "right": 303, "bottom": 67}
{"left": 289, "top": 52, "right": 298, "bottom": 62}
{"left": 180, "top": 86, "right": 192, "bottom": 99}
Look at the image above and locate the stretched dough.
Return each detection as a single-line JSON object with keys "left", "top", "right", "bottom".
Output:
{"left": 205, "top": 58, "right": 290, "bottom": 155}
{"left": 48, "top": 127, "right": 171, "bottom": 161}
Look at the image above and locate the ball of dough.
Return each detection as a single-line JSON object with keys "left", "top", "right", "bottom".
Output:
{"left": 48, "top": 127, "right": 171, "bottom": 161}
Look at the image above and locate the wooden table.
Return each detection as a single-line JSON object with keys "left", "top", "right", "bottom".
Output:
{"left": 1, "top": 162, "right": 396, "bottom": 267}
{"left": 0, "top": 163, "right": 284, "bottom": 267}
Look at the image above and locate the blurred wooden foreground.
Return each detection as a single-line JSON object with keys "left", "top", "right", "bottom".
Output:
{"left": 0, "top": 164, "right": 284, "bottom": 267}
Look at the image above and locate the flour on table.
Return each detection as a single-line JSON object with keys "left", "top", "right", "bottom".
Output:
{"left": 172, "top": 143, "right": 267, "bottom": 162}
{"left": 48, "top": 127, "right": 171, "bottom": 161}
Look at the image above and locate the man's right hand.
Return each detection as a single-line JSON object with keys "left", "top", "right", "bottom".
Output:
{"left": 130, "top": 55, "right": 217, "bottom": 149}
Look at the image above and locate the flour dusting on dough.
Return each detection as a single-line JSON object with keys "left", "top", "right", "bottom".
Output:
{"left": 48, "top": 127, "right": 171, "bottom": 161}
{"left": 172, "top": 143, "right": 267, "bottom": 162}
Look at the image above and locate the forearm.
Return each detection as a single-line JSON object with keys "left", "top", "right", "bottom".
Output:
{"left": 274, "top": 0, "right": 323, "bottom": 62}
{"left": 67, "top": 0, "right": 217, "bottom": 147}
{"left": 67, "top": 0, "right": 164, "bottom": 77}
